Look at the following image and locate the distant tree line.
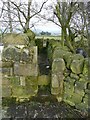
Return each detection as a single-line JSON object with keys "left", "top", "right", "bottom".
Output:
{"left": 40, "top": 31, "right": 51, "bottom": 36}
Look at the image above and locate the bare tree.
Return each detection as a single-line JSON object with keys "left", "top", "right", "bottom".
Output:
{"left": 0, "top": 0, "right": 48, "bottom": 33}
{"left": 7, "top": 0, "right": 13, "bottom": 32}
{"left": 40, "top": 1, "right": 88, "bottom": 52}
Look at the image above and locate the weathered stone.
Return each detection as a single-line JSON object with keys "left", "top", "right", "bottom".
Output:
{"left": 12, "top": 86, "right": 29, "bottom": 98}
{"left": 1, "top": 68, "right": 13, "bottom": 76}
{"left": 38, "top": 75, "right": 50, "bottom": 86}
{"left": 64, "top": 52, "right": 73, "bottom": 68}
{"left": 72, "top": 54, "right": 84, "bottom": 60}
{"left": 51, "top": 87, "right": 60, "bottom": 95}
{"left": 71, "top": 92, "right": 83, "bottom": 104}
{"left": 83, "top": 58, "right": 88, "bottom": 74}
{"left": 2, "top": 77, "right": 10, "bottom": 85}
{"left": 20, "top": 77, "right": 26, "bottom": 86}
{"left": 53, "top": 49, "right": 66, "bottom": 59}
{"left": 9, "top": 76, "right": 20, "bottom": 86}
{"left": 64, "top": 85, "right": 74, "bottom": 93}
{"left": 0, "top": 61, "right": 13, "bottom": 68}
{"left": 63, "top": 90, "right": 73, "bottom": 100}
{"left": 83, "top": 97, "right": 88, "bottom": 105}
{"left": 70, "top": 59, "right": 84, "bottom": 74}
{"left": 26, "top": 76, "right": 38, "bottom": 86}
{"left": 14, "top": 63, "right": 38, "bottom": 76}
{"left": 85, "top": 89, "right": 90, "bottom": 94}
{"left": 70, "top": 73, "right": 79, "bottom": 80}
{"left": 51, "top": 74, "right": 59, "bottom": 88}
{"left": 64, "top": 77, "right": 75, "bottom": 86}
{"left": 75, "top": 102, "right": 88, "bottom": 112}
{"left": 74, "top": 81, "right": 87, "bottom": 90}
{"left": 2, "top": 33, "right": 29, "bottom": 45}
{"left": 64, "top": 68, "right": 70, "bottom": 77}
{"left": 2, "top": 46, "right": 20, "bottom": 61}
{"left": 20, "top": 48, "right": 30, "bottom": 62}
{"left": 79, "top": 76, "right": 88, "bottom": 82}
{"left": 26, "top": 85, "right": 38, "bottom": 95}
{"left": 52, "top": 73, "right": 64, "bottom": 90}
{"left": 52, "top": 58, "right": 65, "bottom": 73}
{"left": 12, "top": 85, "right": 38, "bottom": 98}
{"left": 2, "top": 86, "right": 11, "bottom": 97}
{"left": 29, "top": 46, "right": 38, "bottom": 64}
{"left": 63, "top": 99, "right": 75, "bottom": 106}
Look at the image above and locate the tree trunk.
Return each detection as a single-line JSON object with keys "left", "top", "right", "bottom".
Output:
{"left": 25, "top": 0, "right": 32, "bottom": 32}
{"left": 7, "top": 0, "right": 13, "bottom": 32}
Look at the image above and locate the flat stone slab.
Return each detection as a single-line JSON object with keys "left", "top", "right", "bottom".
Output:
{"left": 14, "top": 63, "right": 38, "bottom": 76}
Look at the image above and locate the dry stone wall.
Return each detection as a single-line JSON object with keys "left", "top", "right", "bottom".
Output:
{"left": 1, "top": 36, "right": 89, "bottom": 114}
{"left": 51, "top": 46, "right": 89, "bottom": 113}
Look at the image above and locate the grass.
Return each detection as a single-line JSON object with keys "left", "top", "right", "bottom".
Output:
{"left": 35, "top": 35, "right": 61, "bottom": 40}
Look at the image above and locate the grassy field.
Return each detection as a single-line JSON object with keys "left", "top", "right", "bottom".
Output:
{"left": 35, "top": 35, "right": 61, "bottom": 40}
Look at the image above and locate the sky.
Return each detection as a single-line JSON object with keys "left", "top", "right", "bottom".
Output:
{"left": 0, "top": 0, "right": 89, "bottom": 34}
{"left": 0, "top": 0, "right": 61, "bottom": 34}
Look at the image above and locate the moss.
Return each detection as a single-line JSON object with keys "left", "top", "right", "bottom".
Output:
{"left": 2, "top": 33, "right": 29, "bottom": 45}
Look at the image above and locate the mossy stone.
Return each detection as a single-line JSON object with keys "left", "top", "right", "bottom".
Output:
{"left": 70, "top": 59, "right": 84, "bottom": 74}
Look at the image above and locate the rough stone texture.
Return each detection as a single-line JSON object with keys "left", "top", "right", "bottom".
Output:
{"left": 52, "top": 58, "right": 65, "bottom": 73}
{"left": 64, "top": 52, "right": 73, "bottom": 68}
{"left": 1, "top": 68, "right": 13, "bottom": 76}
{"left": 2, "top": 33, "right": 29, "bottom": 45}
{"left": 2, "top": 86, "right": 11, "bottom": 97}
{"left": 83, "top": 58, "right": 88, "bottom": 74}
{"left": 12, "top": 85, "right": 38, "bottom": 98}
{"left": 2, "top": 46, "right": 20, "bottom": 62}
{"left": 1, "top": 38, "right": 88, "bottom": 115}
{"left": 0, "top": 61, "right": 13, "bottom": 68}
{"left": 26, "top": 76, "right": 38, "bottom": 86}
{"left": 70, "top": 59, "right": 84, "bottom": 74}
{"left": 14, "top": 63, "right": 38, "bottom": 76}
{"left": 53, "top": 49, "right": 66, "bottom": 59}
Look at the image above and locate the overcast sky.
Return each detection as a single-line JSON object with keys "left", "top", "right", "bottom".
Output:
{"left": 0, "top": 0, "right": 88, "bottom": 34}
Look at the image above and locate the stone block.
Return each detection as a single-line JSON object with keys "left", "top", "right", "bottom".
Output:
{"left": 63, "top": 99, "right": 75, "bottom": 106}
{"left": 2, "top": 33, "right": 29, "bottom": 45}
{"left": 2, "top": 46, "right": 21, "bottom": 62}
{"left": 52, "top": 58, "right": 65, "bottom": 73}
{"left": 53, "top": 49, "right": 66, "bottom": 59}
{"left": 51, "top": 87, "right": 60, "bottom": 95}
{"left": 20, "top": 47, "right": 37, "bottom": 64}
{"left": 71, "top": 92, "right": 83, "bottom": 104}
{"left": 12, "top": 86, "right": 29, "bottom": 98}
{"left": 83, "top": 97, "right": 88, "bottom": 105}
{"left": 2, "top": 76, "right": 10, "bottom": 86}
{"left": 70, "top": 59, "right": 84, "bottom": 74}
{"left": 64, "top": 77, "right": 75, "bottom": 86}
{"left": 12, "top": 85, "right": 38, "bottom": 98}
{"left": 20, "top": 77, "right": 26, "bottom": 86}
{"left": 2, "top": 86, "right": 11, "bottom": 97}
{"left": 74, "top": 81, "right": 87, "bottom": 90}
{"left": 0, "top": 68, "right": 13, "bottom": 76}
{"left": 26, "top": 76, "right": 38, "bottom": 86}
{"left": 64, "top": 52, "right": 73, "bottom": 68}
{"left": 14, "top": 63, "right": 38, "bottom": 76}
{"left": 75, "top": 102, "right": 88, "bottom": 112}
{"left": 0, "top": 61, "right": 13, "bottom": 68}
{"left": 70, "top": 73, "right": 79, "bottom": 80}
{"left": 83, "top": 58, "right": 88, "bottom": 74}
{"left": 72, "top": 54, "right": 84, "bottom": 60}
{"left": 51, "top": 74, "right": 59, "bottom": 88}
{"left": 38, "top": 75, "right": 50, "bottom": 86}
{"left": 9, "top": 76, "right": 20, "bottom": 86}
